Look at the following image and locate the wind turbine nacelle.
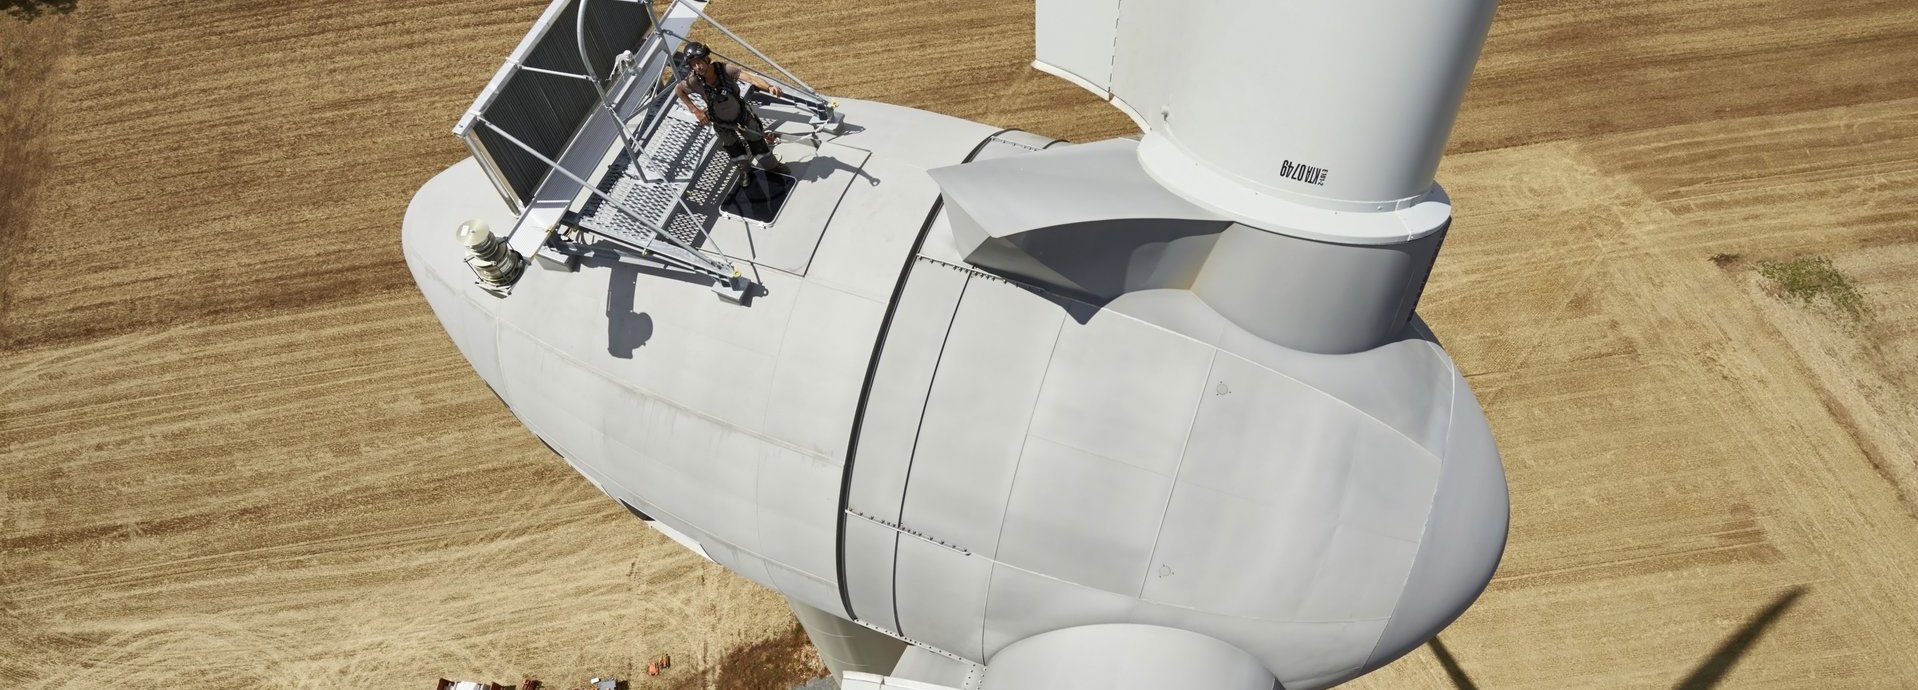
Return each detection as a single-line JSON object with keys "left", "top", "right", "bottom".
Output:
{"left": 405, "top": 105, "right": 1504, "bottom": 690}
{"left": 405, "top": 0, "right": 1508, "bottom": 686}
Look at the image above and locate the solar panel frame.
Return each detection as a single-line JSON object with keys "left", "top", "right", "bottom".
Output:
{"left": 459, "top": 0, "right": 656, "bottom": 210}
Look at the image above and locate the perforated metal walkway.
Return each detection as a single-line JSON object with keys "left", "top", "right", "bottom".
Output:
{"left": 575, "top": 106, "right": 727, "bottom": 250}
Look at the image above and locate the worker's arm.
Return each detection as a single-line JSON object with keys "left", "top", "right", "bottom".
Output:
{"left": 674, "top": 82, "right": 709, "bottom": 125}
{"left": 724, "top": 64, "right": 783, "bottom": 98}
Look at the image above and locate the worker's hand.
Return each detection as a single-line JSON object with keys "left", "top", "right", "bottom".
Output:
{"left": 767, "top": 84, "right": 783, "bottom": 99}
{"left": 694, "top": 110, "right": 710, "bottom": 126}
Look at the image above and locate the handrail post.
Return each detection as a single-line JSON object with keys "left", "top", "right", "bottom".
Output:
{"left": 670, "top": 0, "right": 826, "bottom": 101}
{"left": 472, "top": 115, "right": 736, "bottom": 280}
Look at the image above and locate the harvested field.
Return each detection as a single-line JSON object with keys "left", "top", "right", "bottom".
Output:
{"left": 3, "top": 0, "right": 1916, "bottom": 688}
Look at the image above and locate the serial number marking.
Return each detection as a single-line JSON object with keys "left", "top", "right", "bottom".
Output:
{"left": 1279, "top": 159, "right": 1330, "bottom": 186}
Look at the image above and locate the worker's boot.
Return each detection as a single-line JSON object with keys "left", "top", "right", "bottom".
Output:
{"left": 731, "top": 153, "right": 754, "bottom": 189}
{"left": 754, "top": 153, "right": 791, "bottom": 176}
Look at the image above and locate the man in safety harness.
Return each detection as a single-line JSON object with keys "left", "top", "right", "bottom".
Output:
{"left": 674, "top": 41, "right": 791, "bottom": 184}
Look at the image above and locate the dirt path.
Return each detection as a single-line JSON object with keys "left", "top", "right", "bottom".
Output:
{"left": 4, "top": 0, "right": 1916, "bottom": 688}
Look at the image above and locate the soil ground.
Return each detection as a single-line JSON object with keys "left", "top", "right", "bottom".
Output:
{"left": 3, "top": 0, "right": 1916, "bottom": 688}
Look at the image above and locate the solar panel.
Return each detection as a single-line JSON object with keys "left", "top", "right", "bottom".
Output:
{"left": 466, "top": 0, "right": 655, "bottom": 207}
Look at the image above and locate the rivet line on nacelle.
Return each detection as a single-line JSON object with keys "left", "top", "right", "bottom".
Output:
{"left": 845, "top": 508, "right": 972, "bottom": 556}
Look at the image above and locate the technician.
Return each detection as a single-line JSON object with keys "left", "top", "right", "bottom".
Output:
{"left": 675, "top": 41, "right": 790, "bottom": 176}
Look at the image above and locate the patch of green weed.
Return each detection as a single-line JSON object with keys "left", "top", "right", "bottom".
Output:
{"left": 1757, "top": 255, "right": 1868, "bottom": 320}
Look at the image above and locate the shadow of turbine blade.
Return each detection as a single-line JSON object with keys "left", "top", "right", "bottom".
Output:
{"left": 1674, "top": 586, "right": 1807, "bottom": 690}
{"left": 1428, "top": 636, "right": 1479, "bottom": 690}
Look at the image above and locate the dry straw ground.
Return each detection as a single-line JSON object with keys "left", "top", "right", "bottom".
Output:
{"left": 3, "top": 0, "right": 1916, "bottom": 688}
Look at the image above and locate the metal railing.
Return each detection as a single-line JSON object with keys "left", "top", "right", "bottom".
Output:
{"left": 456, "top": 0, "right": 845, "bottom": 296}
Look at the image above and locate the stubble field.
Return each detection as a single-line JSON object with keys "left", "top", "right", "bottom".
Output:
{"left": 3, "top": 0, "right": 1916, "bottom": 688}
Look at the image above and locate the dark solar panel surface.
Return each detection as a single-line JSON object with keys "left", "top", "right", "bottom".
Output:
{"left": 473, "top": 0, "right": 654, "bottom": 206}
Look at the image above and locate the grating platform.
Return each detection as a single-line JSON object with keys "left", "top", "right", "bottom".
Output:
{"left": 570, "top": 94, "right": 802, "bottom": 266}
{"left": 575, "top": 105, "right": 722, "bottom": 250}
{"left": 660, "top": 149, "right": 743, "bottom": 246}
